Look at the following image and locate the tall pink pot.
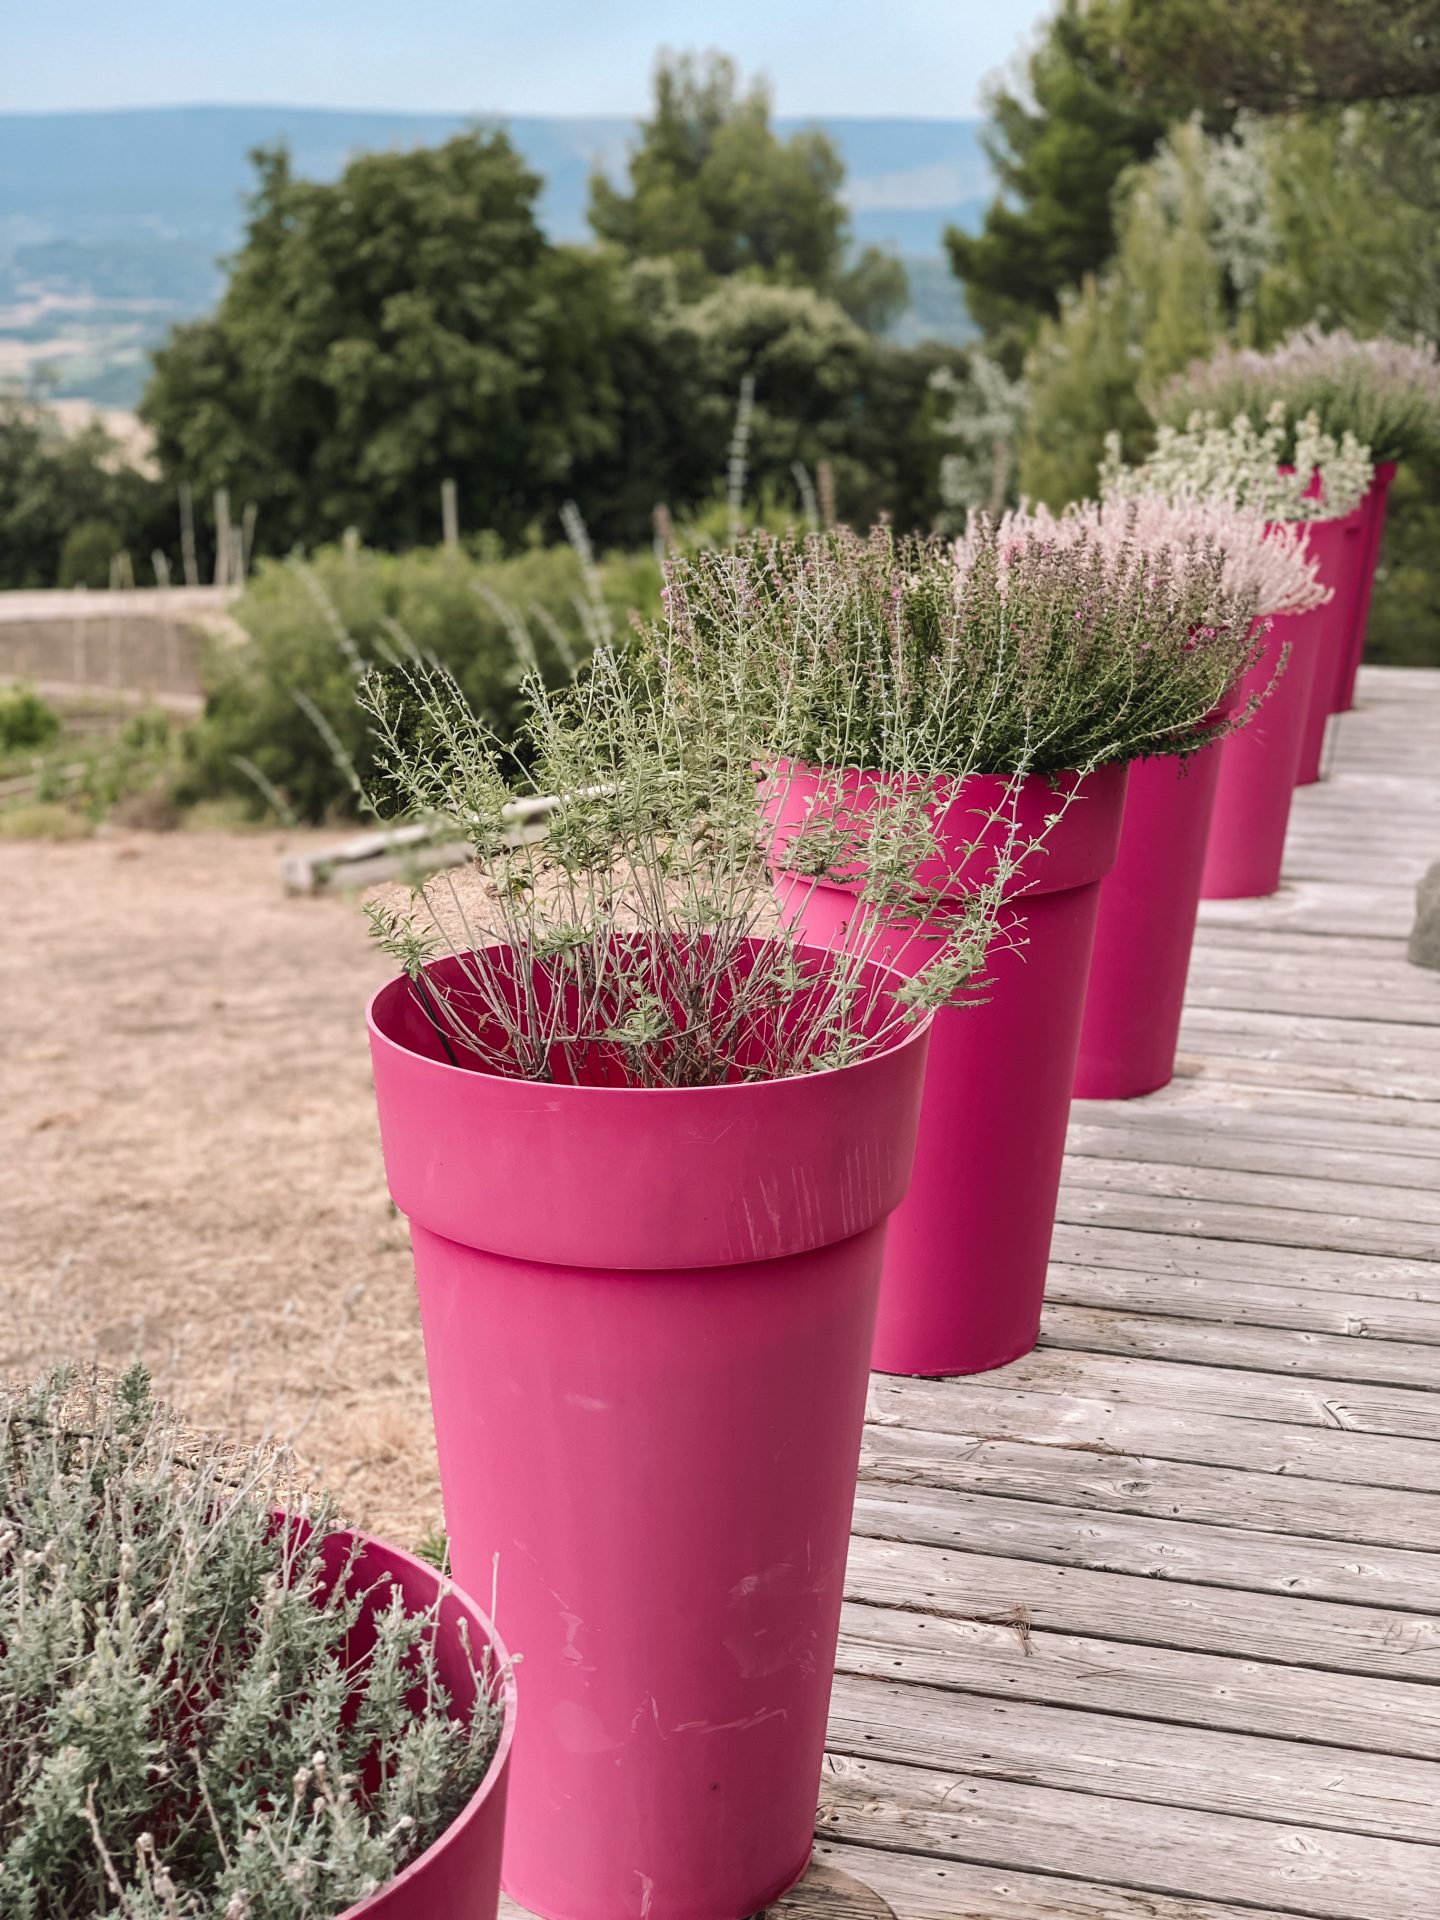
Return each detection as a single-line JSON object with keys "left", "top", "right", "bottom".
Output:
{"left": 368, "top": 950, "right": 932, "bottom": 1920}
{"left": 319, "top": 1528, "right": 515, "bottom": 1920}
{"left": 1073, "top": 738, "right": 1225, "bottom": 1101}
{"left": 1201, "top": 525, "right": 1346, "bottom": 900}
{"left": 766, "top": 763, "right": 1128, "bottom": 1375}
{"left": 1295, "top": 508, "right": 1367, "bottom": 786}
{"left": 1333, "top": 461, "right": 1397, "bottom": 713}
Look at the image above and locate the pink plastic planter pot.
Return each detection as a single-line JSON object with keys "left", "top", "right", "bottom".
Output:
{"left": 1073, "top": 736, "right": 1226, "bottom": 1101}
{"left": 1201, "top": 522, "right": 1348, "bottom": 901}
{"left": 1333, "top": 462, "right": 1397, "bottom": 714}
{"left": 765, "top": 763, "right": 1128, "bottom": 1375}
{"left": 368, "top": 947, "right": 933, "bottom": 1920}
{"left": 309, "top": 1527, "right": 516, "bottom": 1920}
{"left": 1294, "top": 508, "right": 1367, "bottom": 787}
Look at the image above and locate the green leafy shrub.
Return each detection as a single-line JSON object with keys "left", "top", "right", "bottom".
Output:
{"left": 1367, "top": 459, "right": 1440, "bottom": 667}
{"left": 183, "top": 539, "right": 664, "bottom": 822}
{"left": 0, "top": 1366, "right": 505, "bottom": 1919}
{"left": 57, "top": 520, "right": 124, "bottom": 589}
{"left": 0, "top": 685, "right": 61, "bottom": 754}
{"left": 0, "top": 399, "right": 174, "bottom": 592}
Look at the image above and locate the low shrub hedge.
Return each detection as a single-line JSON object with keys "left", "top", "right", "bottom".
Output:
{"left": 183, "top": 539, "right": 664, "bottom": 822}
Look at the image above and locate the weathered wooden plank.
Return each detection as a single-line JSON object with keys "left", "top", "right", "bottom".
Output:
{"left": 1175, "top": 1021, "right": 1440, "bottom": 1082}
{"left": 858, "top": 1423, "right": 1440, "bottom": 1550}
{"left": 811, "top": 1841, "right": 1307, "bottom": 1920}
{"left": 1171, "top": 1048, "right": 1437, "bottom": 1102}
{"left": 1045, "top": 1264, "right": 1440, "bottom": 1346}
{"left": 1057, "top": 1186, "right": 1440, "bottom": 1261}
{"left": 851, "top": 1483, "right": 1440, "bottom": 1611}
{"left": 1184, "top": 964, "right": 1440, "bottom": 1019}
{"left": 1179, "top": 988, "right": 1440, "bottom": 1034}
{"left": 1193, "top": 916, "right": 1409, "bottom": 952}
{"left": 826, "top": 1672, "right": 1440, "bottom": 1843}
{"left": 867, "top": 1374, "right": 1440, "bottom": 1492}
{"left": 1280, "top": 850, "right": 1435, "bottom": 887}
{"left": 845, "top": 1536, "right": 1440, "bottom": 1682}
{"left": 1060, "top": 1154, "right": 1440, "bottom": 1231}
{"left": 1048, "top": 1222, "right": 1440, "bottom": 1298}
{"left": 1178, "top": 1004, "right": 1440, "bottom": 1059}
{"left": 1196, "top": 884, "right": 1416, "bottom": 941}
{"left": 1038, "top": 1302, "right": 1440, "bottom": 1387}
{"left": 508, "top": 1874, "right": 897, "bottom": 1920}
{"left": 1066, "top": 1114, "right": 1440, "bottom": 1187}
{"left": 817, "top": 1754, "right": 1440, "bottom": 1920}
{"left": 836, "top": 1601, "right": 1440, "bottom": 1760}
{"left": 886, "top": 1343, "right": 1440, "bottom": 1443}
{"left": 1090, "top": 1082, "right": 1440, "bottom": 1136}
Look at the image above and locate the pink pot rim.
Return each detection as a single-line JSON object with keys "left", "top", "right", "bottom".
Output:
{"left": 323, "top": 1528, "right": 517, "bottom": 1919}
{"left": 368, "top": 941, "right": 938, "bottom": 1267}
{"left": 366, "top": 944, "right": 935, "bottom": 1099}
{"left": 762, "top": 759, "right": 1128, "bottom": 903}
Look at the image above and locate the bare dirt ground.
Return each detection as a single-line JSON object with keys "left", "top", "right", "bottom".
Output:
{"left": 0, "top": 826, "right": 446, "bottom": 1546}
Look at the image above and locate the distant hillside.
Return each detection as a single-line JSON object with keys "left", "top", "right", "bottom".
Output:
{"left": 0, "top": 105, "right": 988, "bottom": 408}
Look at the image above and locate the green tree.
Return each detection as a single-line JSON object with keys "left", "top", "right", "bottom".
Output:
{"left": 1110, "top": 0, "right": 1440, "bottom": 114}
{"left": 572, "top": 272, "right": 965, "bottom": 537}
{"left": 57, "top": 520, "right": 124, "bottom": 588}
{"left": 0, "top": 399, "right": 168, "bottom": 589}
{"left": 142, "top": 134, "right": 616, "bottom": 553}
{"left": 589, "top": 51, "right": 907, "bottom": 333}
{"left": 1251, "top": 107, "right": 1440, "bottom": 339}
{"left": 946, "top": 1, "right": 1168, "bottom": 356}
{"left": 1017, "top": 123, "right": 1228, "bottom": 505}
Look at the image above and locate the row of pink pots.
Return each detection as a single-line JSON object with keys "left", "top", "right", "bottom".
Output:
{"left": 1078, "top": 507, "right": 1363, "bottom": 1113}
{"left": 764, "top": 762, "right": 1128, "bottom": 1375}
{"left": 1202, "top": 519, "right": 1346, "bottom": 896}
{"left": 363, "top": 485, "right": 1390, "bottom": 1914}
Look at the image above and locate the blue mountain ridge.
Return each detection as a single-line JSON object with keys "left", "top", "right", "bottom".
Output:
{"left": 0, "top": 105, "right": 991, "bottom": 407}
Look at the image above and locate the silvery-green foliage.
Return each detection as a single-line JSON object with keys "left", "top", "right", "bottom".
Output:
{"left": 0, "top": 1368, "right": 504, "bottom": 1919}
{"left": 361, "top": 636, "right": 1021, "bottom": 1087}
{"left": 668, "top": 523, "right": 1259, "bottom": 779}
{"left": 1101, "top": 404, "right": 1373, "bottom": 520}
{"left": 933, "top": 354, "right": 1029, "bottom": 518}
{"left": 1192, "top": 115, "right": 1278, "bottom": 304}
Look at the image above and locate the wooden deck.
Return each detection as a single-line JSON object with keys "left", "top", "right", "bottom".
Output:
{"left": 810, "top": 666, "right": 1440, "bottom": 1920}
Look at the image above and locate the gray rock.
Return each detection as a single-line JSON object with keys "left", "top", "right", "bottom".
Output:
{"left": 1409, "top": 860, "right": 1440, "bottom": 969}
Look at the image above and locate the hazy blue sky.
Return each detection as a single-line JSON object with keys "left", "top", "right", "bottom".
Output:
{"left": 4, "top": 2, "right": 1053, "bottom": 118}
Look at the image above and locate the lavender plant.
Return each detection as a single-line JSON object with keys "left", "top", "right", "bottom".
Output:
{"left": 656, "top": 521, "right": 1262, "bottom": 779}
{"left": 1151, "top": 329, "right": 1440, "bottom": 467}
{"left": 0, "top": 1367, "right": 505, "bottom": 1920}
{"left": 990, "top": 498, "right": 1327, "bottom": 617}
{"left": 362, "top": 519, "right": 1263, "bottom": 1086}
{"left": 361, "top": 641, "right": 1018, "bottom": 1087}
{"left": 1100, "top": 405, "right": 1372, "bottom": 521}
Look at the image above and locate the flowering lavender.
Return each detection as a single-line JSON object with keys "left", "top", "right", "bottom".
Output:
{"left": 1152, "top": 328, "right": 1440, "bottom": 466}
{"left": 1100, "top": 405, "right": 1372, "bottom": 521}
{"left": 989, "top": 498, "right": 1328, "bottom": 618}
{"left": 658, "top": 522, "right": 1260, "bottom": 780}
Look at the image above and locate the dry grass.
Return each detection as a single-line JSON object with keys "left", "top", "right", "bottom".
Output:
{"left": 0, "top": 825, "right": 445, "bottom": 1545}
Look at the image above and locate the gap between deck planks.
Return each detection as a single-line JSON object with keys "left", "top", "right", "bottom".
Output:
{"left": 820, "top": 668, "right": 1440, "bottom": 1920}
